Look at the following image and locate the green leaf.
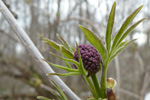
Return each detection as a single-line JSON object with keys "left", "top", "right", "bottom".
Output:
{"left": 71, "top": 47, "right": 76, "bottom": 52}
{"left": 57, "top": 34, "right": 74, "bottom": 53}
{"left": 50, "top": 79, "right": 67, "bottom": 100}
{"left": 37, "top": 96, "right": 52, "bottom": 100}
{"left": 47, "top": 72, "right": 80, "bottom": 76}
{"left": 48, "top": 88, "right": 62, "bottom": 99}
{"left": 112, "top": 5, "right": 143, "bottom": 50}
{"left": 79, "top": 25, "right": 107, "bottom": 63}
{"left": 76, "top": 42, "right": 87, "bottom": 75}
{"left": 50, "top": 52, "right": 80, "bottom": 67}
{"left": 44, "top": 60, "right": 79, "bottom": 72}
{"left": 117, "top": 18, "right": 147, "bottom": 45}
{"left": 43, "top": 38, "right": 61, "bottom": 51}
{"left": 57, "top": 34, "right": 70, "bottom": 49}
{"left": 61, "top": 46, "right": 74, "bottom": 59}
{"left": 39, "top": 34, "right": 73, "bottom": 59}
{"left": 64, "top": 61, "right": 72, "bottom": 68}
{"left": 106, "top": 1, "right": 116, "bottom": 53}
{"left": 109, "top": 39, "right": 136, "bottom": 63}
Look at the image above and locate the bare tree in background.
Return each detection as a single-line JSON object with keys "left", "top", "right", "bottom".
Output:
{"left": 0, "top": 0, "right": 150, "bottom": 100}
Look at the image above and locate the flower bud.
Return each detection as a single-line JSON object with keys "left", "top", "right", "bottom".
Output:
{"left": 106, "top": 88, "right": 116, "bottom": 100}
{"left": 74, "top": 44, "right": 102, "bottom": 76}
{"left": 107, "top": 77, "right": 117, "bottom": 91}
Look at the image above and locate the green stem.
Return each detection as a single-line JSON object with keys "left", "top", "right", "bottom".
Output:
{"left": 84, "top": 76, "right": 97, "bottom": 98}
{"left": 91, "top": 74, "right": 101, "bottom": 98}
{"left": 101, "top": 64, "right": 107, "bottom": 98}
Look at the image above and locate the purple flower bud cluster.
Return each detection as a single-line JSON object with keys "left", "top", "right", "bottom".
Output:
{"left": 74, "top": 44, "right": 102, "bottom": 76}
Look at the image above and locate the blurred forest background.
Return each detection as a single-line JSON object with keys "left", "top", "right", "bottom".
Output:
{"left": 0, "top": 0, "right": 150, "bottom": 100}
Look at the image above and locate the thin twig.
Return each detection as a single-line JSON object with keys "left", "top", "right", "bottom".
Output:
{"left": 114, "top": 56, "right": 120, "bottom": 99}
{"left": 0, "top": 29, "right": 18, "bottom": 42}
{"left": 0, "top": 0, "right": 80, "bottom": 100}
